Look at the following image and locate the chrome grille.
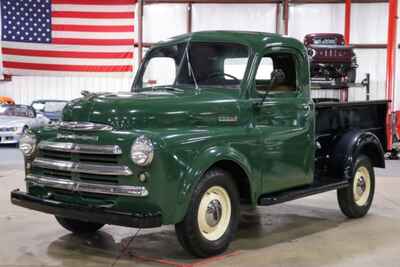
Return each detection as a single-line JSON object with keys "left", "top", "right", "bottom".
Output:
{"left": 33, "top": 141, "right": 131, "bottom": 185}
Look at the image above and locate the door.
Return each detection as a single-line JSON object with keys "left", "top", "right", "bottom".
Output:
{"left": 252, "top": 49, "right": 314, "bottom": 194}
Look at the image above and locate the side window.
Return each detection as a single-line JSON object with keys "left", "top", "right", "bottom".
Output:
{"left": 255, "top": 52, "right": 297, "bottom": 95}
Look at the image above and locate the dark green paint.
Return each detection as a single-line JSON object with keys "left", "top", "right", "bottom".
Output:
{"left": 27, "top": 31, "right": 314, "bottom": 225}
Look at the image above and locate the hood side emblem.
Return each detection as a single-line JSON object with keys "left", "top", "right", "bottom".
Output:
{"left": 218, "top": 115, "right": 238, "bottom": 123}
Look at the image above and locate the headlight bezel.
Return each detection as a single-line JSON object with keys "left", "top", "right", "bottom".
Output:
{"left": 130, "top": 135, "right": 154, "bottom": 167}
{"left": 19, "top": 132, "right": 37, "bottom": 158}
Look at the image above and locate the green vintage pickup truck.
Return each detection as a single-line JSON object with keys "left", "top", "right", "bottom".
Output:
{"left": 12, "top": 31, "right": 387, "bottom": 258}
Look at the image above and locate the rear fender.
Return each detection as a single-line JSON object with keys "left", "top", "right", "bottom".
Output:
{"left": 331, "top": 130, "right": 385, "bottom": 180}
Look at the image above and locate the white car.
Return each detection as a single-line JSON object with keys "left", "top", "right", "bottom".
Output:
{"left": 0, "top": 105, "right": 49, "bottom": 144}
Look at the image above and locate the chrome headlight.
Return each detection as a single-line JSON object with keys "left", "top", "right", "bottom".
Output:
{"left": 131, "top": 135, "right": 154, "bottom": 166}
{"left": 19, "top": 132, "right": 37, "bottom": 157}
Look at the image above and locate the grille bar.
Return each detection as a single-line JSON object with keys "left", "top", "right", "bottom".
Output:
{"left": 26, "top": 174, "right": 148, "bottom": 197}
{"left": 32, "top": 157, "right": 132, "bottom": 176}
{"left": 38, "top": 141, "right": 122, "bottom": 155}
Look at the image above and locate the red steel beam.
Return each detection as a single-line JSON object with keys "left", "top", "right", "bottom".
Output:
{"left": 283, "top": 0, "right": 289, "bottom": 35}
{"left": 344, "top": 0, "right": 351, "bottom": 45}
{"left": 137, "top": 0, "right": 144, "bottom": 61}
{"left": 275, "top": 2, "right": 280, "bottom": 33}
{"left": 187, "top": 3, "right": 192, "bottom": 33}
{"left": 385, "top": 0, "right": 398, "bottom": 151}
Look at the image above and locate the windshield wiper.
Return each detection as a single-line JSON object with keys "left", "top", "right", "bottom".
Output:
{"left": 185, "top": 43, "right": 199, "bottom": 91}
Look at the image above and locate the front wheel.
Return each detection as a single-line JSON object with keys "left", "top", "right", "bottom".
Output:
{"left": 55, "top": 216, "right": 104, "bottom": 234}
{"left": 175, "top": 168, "right": 239, "bottom": 258}
{"left": 337, "top": 155, "right": 375, "bottom": 218}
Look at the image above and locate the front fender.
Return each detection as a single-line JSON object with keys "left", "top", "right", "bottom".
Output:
{"left": 172, "top": 145, "right": 256, "bottom": 223}
{"left": 331, "top": 130, "right": 385, "bottom": 179}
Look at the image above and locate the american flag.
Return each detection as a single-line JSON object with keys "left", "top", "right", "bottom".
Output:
{"left": 1, "top": 0, "right": 136, "bottom": 76}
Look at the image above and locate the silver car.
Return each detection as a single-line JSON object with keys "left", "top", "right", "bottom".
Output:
{"left": 0, "top": 105, "right": 49, "bottom": 144}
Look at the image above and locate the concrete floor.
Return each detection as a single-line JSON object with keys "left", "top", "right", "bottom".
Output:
{"left": 1, "top": 146, "right": 400, "bottom": 267}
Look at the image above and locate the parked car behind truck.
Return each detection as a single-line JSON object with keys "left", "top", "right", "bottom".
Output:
{"left": 0, "top": 104, "right": 49, "bottom": 144}
{"left": 31, "top": 100, "right": 68, "bottom": 123}
{"left": 11, "top": 31, "right": 386, "bottom": 257}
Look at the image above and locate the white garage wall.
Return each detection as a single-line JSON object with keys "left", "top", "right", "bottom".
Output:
{"left": 0, "top": 76, "right": 133, "bottom": 105}
{"left": 143, "top": 4, "right": 188, "bottom": 43}
{"left": 192, "top": 4, "right": 276, "bottom": 32}
{"left": 350, "top": 3, "right": 388, "bottom": 44}
{"left": 288, "top": 3, "right": 345, "bottom": 41}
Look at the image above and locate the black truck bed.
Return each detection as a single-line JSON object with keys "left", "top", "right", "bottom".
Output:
{"left": 315, "top": 100, "right": 388, "bottom": 178}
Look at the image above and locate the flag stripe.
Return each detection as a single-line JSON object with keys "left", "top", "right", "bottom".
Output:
{"left": 52, "top": 18, "right": 134, "bottom": 26}
{"left": 2, "top": 48, "right": 133, "bottom": 59}
{"left": 52, "top": 4, "right": 135, "bottom": 12}
{"left": 52, "top": 24, "right": 134, "bottom": 32}
{"left": 4, "top": 68, "right": 135, "bottom": 77}
{"left": 3, "top": 55, "right": 133, "bottom": 66}
{"left": 52, "top": 0, "right": 137, "bottom": 5}
{"left": 52, "top": 31, "right": 134, "bottom": 39}
{"left": 2, "top": 42, "right": 134, "bottom": 52}
{"left": 52, "top": 38, "right": 135, "bottom": 46}
{"left": 52, "top": 11, "right": 135, "bottom": 19}
{"left": 3, "top": 62, "right": 133, "bottom": 72}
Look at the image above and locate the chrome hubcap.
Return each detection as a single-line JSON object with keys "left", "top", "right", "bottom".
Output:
{"left": 356, "top": 176, "right": 366, "bottom": 196}
{"left": 206, "top": 199, "right": 222, "bottom": 227}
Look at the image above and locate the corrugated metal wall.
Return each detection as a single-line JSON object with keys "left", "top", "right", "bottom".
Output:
{"left": 0, "top": 2, "right": 399, "bottom": 109}
{"left": 0, "top": 76, "right": 133, "bottom": 104}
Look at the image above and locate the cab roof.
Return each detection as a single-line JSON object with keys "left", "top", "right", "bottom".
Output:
{"left": 154, "top": 31, "right": 306, "bottom": 53}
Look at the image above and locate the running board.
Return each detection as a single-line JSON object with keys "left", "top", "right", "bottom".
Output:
{"left": 258, "top": 180, "right": 350, "bottom": 206}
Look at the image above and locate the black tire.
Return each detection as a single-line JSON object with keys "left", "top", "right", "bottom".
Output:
{"left": 175, "top": 168, "right": 239, "bottom": 258}
{"left": 337, "top": 155, "right": 375, "bottom": 218}
{"left": 55, "top": 216, "right": 104, "bottom": 234}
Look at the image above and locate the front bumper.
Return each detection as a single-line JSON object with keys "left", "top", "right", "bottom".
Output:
{"left": 0, "top": 132, "right": 20, "bottom": 144}
{"left": 11, "top": 189, "right": 162, "bottom": 228}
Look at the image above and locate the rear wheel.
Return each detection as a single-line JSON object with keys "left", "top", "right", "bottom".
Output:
{"left": 55, "top": 216, "right": 104, "bottom": 234}
{"left": 337, "top": 155, "right": 375, "bottom": 218}
{"left": 175, "top": 168, "right": 239, "bottom": 258}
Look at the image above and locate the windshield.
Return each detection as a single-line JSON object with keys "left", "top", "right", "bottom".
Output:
{"left": 0, "top": 105, "right": 35, "bottom": 118}
{"left": 134, "top": 41, "right": 250, "bottom": 90}
{"left": 32, "top": 101, "right": 67, "bottom": 112}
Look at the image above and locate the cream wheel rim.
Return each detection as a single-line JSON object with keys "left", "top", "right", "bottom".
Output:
{"left": 353, "top": 166, "right": 371, "bottom": 206}
{"left": 197, "top": 186, "right": 231, "bottom": 241}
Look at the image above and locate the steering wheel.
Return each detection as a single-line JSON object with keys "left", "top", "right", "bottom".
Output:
{"left": 204, "top": 72, "right": 240, "bottom": 82}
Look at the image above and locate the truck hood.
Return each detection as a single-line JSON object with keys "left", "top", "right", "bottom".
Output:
{"left": 62, "top": 89, "right": 245, "bottom": 130}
